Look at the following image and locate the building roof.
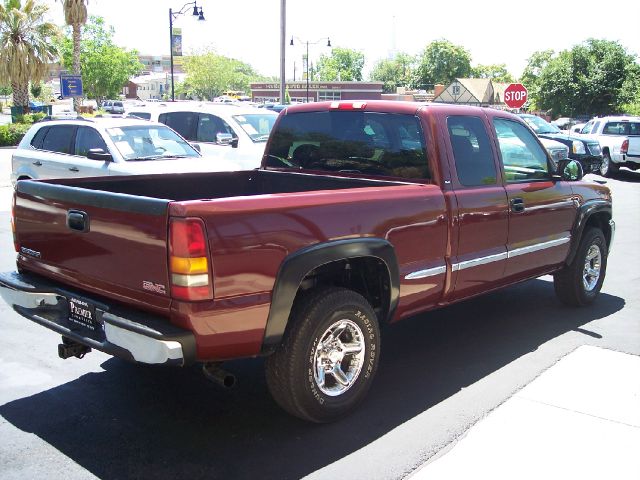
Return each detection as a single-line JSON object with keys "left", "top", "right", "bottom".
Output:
{"left": 456, "top": 78, "right": 493, "bottom": 103}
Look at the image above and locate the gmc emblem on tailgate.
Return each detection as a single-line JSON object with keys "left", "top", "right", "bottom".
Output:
{"left": 142, "top": 281, "right": 167, "bottom": 295}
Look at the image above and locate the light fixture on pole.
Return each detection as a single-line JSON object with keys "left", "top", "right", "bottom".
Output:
{"left": 290, "top": 36, "right": 331, "bottom": 103}
{"left": 169, "top": 1, "right": 205, "bottom": 102}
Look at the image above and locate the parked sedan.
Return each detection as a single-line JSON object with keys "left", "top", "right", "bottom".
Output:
{"left": 518, "top": 114, "right": 602, "bottom": 174}
{"left": 11, "top": 117, "right": 239, "bottom": 186}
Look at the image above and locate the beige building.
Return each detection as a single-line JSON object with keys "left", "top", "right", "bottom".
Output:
{"left": 433, "top": 78, "right": 509, "bottom": 107}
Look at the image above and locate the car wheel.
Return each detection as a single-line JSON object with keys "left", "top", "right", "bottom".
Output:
{"left": 599, "top": 153, "right": 618, "bottom": 177}
{"left": 265, "top": 287, "right": 380, "bottom": 423}
{"left": 554, "top": 227, "right": 607, "bottom": 306}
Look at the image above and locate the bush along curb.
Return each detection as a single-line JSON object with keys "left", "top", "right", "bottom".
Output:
{"left": 0, "top": 124, "right": 31, "bottom": 147}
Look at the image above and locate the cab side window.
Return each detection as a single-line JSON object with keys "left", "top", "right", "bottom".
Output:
{"left": 75, "top": 127, "right": 108, "bottom": 157}
{"left": 196, "top": 113, "right": 236, "bottom": 142}
{"left": 447, "top": 116, "right": 497, "bottom": 186}
{"left": 41, "top": 125, "right": 76, "bottom": 154}
{"left": 493, "top": 118, "right": 549, "bottom": 182}
{"left": 159, "top": 112, "right": 196, "bottom": 140}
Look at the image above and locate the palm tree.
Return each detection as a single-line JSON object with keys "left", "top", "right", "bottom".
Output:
{"left": 0, "top": 0, "right": 59, "bottom": 111}
{"left": 60, "top": 0, "right": 87, "bottom": 112}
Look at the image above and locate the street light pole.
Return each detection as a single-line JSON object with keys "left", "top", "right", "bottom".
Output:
{"left": 279, "top": 0, "right": 286, "bottom": 104}
{"left": 169, "top": 1, "right": 205, "bottom": 102}
{"left": 290, "top": 36, "right": 331, "bottom": 103}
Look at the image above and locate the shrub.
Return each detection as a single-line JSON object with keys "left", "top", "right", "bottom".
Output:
{"left": 13, "top": 112, "right": 47, "bottom": 124}
{"left": 0, "top": 123, "right": 31, "bottom": 147}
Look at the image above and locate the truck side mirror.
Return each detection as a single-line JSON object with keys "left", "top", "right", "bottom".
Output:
{"left": 560, "top": 159, "right": 584, "bottom": 181}
{"left": 87, "top": 148, "right": 113, "bottom": 162}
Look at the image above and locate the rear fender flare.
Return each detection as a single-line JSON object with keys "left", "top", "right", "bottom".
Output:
{"left": 261, "top": 238, "right": 399, "bottom": 354}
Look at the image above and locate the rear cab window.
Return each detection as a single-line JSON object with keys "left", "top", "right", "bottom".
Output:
{"left": 266, "top": 110, "right": 430, "bottom": 180}
{"left": 446, "top": 116, "right": 497, "bottom": 186}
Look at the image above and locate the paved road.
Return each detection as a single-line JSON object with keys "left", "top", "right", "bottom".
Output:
{"left": 0, "top": 152, "right": 638, "bottom": 479}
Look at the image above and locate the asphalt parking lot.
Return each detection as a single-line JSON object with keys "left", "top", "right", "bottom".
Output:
{"left": 0, "top": 148, "right": 638, "bottom": 479}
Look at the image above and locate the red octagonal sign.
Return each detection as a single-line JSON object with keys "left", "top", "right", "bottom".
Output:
{"left": 504, "top": 83, "right": 528, "bottom": 109}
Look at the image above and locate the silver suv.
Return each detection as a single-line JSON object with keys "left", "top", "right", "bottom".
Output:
{"left": 102, "top": 100, "right": 125, "bottom": 114}
{"left": 11, "top": 116, "right": 240, "bottom": 185}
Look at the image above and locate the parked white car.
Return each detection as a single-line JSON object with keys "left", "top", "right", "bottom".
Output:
{"left": 577, "top": 116, "right": 640, "bottom": 176}
{"left": 11, "top": 117, "right": 239, "bottom": 186}
{"left": 126, "top": 102, "right": 279, "bottom": 169}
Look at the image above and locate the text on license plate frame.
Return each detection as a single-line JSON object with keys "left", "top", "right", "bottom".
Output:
{"left": 68, "top": 296, "right": 98, "bottom": 331}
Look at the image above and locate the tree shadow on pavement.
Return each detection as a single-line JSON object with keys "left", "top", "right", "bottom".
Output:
{"left": 0, "top": 279, "right": 625, "bottom": 480}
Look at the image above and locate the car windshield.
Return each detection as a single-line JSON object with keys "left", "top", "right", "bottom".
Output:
{"left": 522, "top": 115, "right": 561, "bottom": 134}
{"left": 106, "top": 125, "right": 200, "bottom": 161}
{"left": 232, "top": 114, "right": 277, "bottom": 142}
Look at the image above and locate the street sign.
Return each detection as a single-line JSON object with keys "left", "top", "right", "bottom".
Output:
{"left": 60, "top": 75, "right": 83, "bottom": 98}
{"left": 504, "top": 83, "right": 528, "bottom": 109}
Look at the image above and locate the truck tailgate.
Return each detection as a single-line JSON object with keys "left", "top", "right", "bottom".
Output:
{"left": 13, "top": 180, "right": 173, "bottom": 313}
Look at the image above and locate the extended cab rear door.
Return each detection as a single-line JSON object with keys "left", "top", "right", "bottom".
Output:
{"left": 444, "top": 114, "right": 509, "bottom": 299}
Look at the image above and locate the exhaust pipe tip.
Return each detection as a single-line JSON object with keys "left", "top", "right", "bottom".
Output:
{"left": 202, "top": 362, "right": 236, "bottom": 388}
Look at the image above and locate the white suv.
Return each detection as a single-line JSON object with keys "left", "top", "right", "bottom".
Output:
{"left": 11, "top": 116, "right": 239, "bottom": 185}
{"left": 126, "top": 103, "right": 279, "bottom": 169}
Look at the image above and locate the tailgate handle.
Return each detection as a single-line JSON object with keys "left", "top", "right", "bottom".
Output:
{"left": 67, "top": 210, "right": 90, "bottom": 232}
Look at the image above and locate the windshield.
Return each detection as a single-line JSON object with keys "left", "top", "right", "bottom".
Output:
{"left": 522, "top": 115, "right": 561, "bottom": 134}
{"left": 232, "top": 114, "right": 277, "bottom": 142}
{"left": 107, "top": 125, "right": 200, "bottom": 161}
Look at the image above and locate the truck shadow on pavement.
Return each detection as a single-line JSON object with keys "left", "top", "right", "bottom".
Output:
{"left": 0, "top": 279, "right": 625, "bottom": 480}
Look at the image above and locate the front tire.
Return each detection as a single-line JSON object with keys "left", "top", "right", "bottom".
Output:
{"left": 265, "top": 287, "right": 381, "bottom": 423}
{"left": 554, "top": 227, "right": 607, "bottom": 306}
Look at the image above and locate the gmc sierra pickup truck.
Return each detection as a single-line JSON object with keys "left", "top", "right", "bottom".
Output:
{"left": 1, "top": 101, "right": 614, "bottom": 423}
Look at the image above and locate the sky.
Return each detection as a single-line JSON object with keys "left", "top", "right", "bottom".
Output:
{"left": 43, "top": 0, "right": 640, "bottom": 81}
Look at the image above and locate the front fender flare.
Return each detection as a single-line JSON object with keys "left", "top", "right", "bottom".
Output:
{"left": 261, "top": 238, "right": 399, "bottom": 354}
{"left": 566, "top": 199, "right": 612, "bottom": 265}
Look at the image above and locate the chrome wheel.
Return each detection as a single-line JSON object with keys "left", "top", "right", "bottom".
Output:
{"left": 582, "top": 245, "right": 602, "bottom": 291}
{"left": 313, "top": 319, "right": 365, "bottom": 397}
{"left": 600, "top": 154, "right": 609, "bottom": 176}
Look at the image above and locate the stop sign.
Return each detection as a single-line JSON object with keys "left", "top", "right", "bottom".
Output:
{"left": 503, "top": 83, "right": 528, "bottom": 109}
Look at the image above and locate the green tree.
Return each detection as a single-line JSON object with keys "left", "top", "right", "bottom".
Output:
{"left": 316, "top": 47, "right": 365, "bottom": 81}
{"left": 181, "top": 48, "right": 261, "bottom": 100}
{"left": 519, "top": 49, "right": 554, "bottom": 110}
{"left": 0, "top": 0, "right": 59, "bottom": 109}
{"left": 470, "top": 63, "right": 514, "bottom": 83}
{"left": 58, "top": 16, "right": 142, "bottom": 102}
{"left": 370, "top": 53, "right": 416, "bottom": 93}
{"left": 59, "top": 0, "right": 87, "bottom": 112}
{"left": 535, "top": 39, "right": 640, "bottom": 116}
{"left": 414, "top": 39, "right": 471, "bottom": 89}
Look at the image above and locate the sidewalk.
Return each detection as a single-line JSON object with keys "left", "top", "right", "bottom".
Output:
{"left": 410, "top": 345, "right": 640, "bottom": 480}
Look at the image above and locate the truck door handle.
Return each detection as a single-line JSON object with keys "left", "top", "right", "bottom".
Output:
{"left": 33, "top": 161, "right": 42, "bottom": 166}
{"left": 66, "top": 210, "right": 90, "bottom": 232}
{"left": 510, "top": 197, "right": 525, "bottom": 213}
{"left": 69, "top": 166, "right": 80, "bottom": 172}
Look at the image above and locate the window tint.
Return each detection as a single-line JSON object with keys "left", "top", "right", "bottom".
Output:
{"left": 447, "top": 116, "right": 496, "bottom": 186}
{"left": 494, "top": 118, "right": 549, "bottom": 182}
{"left": 196, "top": 113, "right": 235, "bottom": 142}
{"left": 127, "top": 111, "right": 151, "bottom": 120}
{"left": 265, "top": 111, "right": 430, "bottom": 180}
{"left": 41, "top": 125, "right": 76, "bottom": 154}
{"left": 75, "top": 127, "right": 108, "bottom": 157}
{"left": 159, "top": 112, "right": 197, "bottom": 140}
{"left": 603, "top": 121, "right": 640, "bottom": 136}
{"left": 30, "top": 126, "right": 49, "bottom": 149}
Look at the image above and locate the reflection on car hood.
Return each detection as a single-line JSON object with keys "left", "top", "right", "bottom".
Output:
{"left": 540, "top": 132, "right": 583, "bottom": 143}
{"left": 538, "top": 137, "right": 567, "bottom": 149}
{"left": 110, "top": 157, "right": 242, "bottom": 174}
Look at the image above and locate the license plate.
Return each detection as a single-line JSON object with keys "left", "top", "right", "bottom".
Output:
{"left": 68, "top": 297, "right": 98, "bottom": 332}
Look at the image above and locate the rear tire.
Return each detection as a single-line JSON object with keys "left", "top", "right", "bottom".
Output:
{"left": 265, "top": 287, "right": 381, "bottom": 423}
{"left": 554, "top": 227, "right": 607, "bottom": 306}
{"left": 600, "top": 153, "right": 618, "bottom": 177}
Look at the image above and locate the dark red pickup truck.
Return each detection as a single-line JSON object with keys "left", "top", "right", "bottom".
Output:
{"left": 1, "top": 101, "right": 614, "bottom": 422}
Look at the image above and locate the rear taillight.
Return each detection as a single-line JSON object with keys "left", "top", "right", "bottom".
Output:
{"left": 169, "top": 217, "right": 213, "bottom": 301}
{"left": 11, "top": 192, "right": 18, "bottom": 253}
{"left": 621, "top": 139, "right": 629, "bottom": 155}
